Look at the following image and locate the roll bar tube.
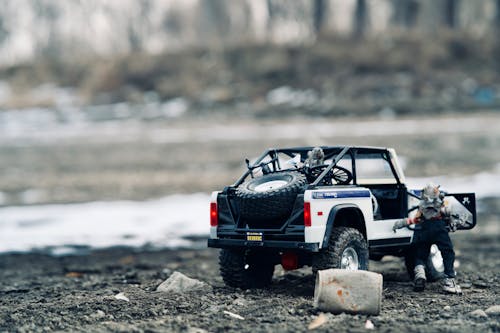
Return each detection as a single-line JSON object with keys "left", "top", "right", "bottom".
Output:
{"left": 233, "top": 149, "right": 271, "bottom": 187}
{"left": 309, "top": 146, "right": 351, "bottom": 187}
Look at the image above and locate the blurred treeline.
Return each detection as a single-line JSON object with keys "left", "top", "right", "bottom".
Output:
{"left": 1, "top": 0, "right": 500, "bottom": 63}
{"left": 1, "top": 0, "right": 500, "bottom": 116}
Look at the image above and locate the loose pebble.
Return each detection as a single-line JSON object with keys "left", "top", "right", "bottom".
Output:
{"left": 223, "top": 310, "right": 244, "bottom": 320}
{"left": 485, "top": 305, "right": 500, "bottom": 316}
{"left": 365, "top": 319, "right": 375, "bottom": 330}
{"left": 156, "top": 271, "right": 206, "bottom": 293}
{"left": 91, "top": 310, "right": 106, "bottom": 319}
{"left": 114, "top": 292, "right": 130, "bottom": 302}
{"left": 472, "top": 281, "right": 489, "bottom": 289}
{"left": 308, "top": 313, "right": 327, "bottom": 330}
{"left": 468, "top": 309, "right": 488, "bottom": 318}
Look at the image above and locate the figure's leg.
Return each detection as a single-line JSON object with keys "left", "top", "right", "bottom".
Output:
{"left": 435, "top": 230, "right": 455, "bottom": 278}
{"left": 435, "top": 230, "right": 462, "bottom": 294}
{"left": 413, "top": 242, "right": 431, "bottom": 292}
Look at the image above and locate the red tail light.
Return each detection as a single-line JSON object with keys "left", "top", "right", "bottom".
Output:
{"left": 304, "top": 202, "right": 311, "bottom": 227}
{"left": 210, "top": 202, "right": 218, "bottom": 226}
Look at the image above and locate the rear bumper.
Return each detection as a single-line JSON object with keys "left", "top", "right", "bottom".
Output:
{"left": 207, "top": 238, "right": 320, "bottom": 252}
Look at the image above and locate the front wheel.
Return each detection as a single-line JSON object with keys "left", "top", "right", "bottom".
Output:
{"left": 219, "top": 249, "right": 275, "bottom": 289}
{"left": 312, "top": 227, "right": 369, "bottom": 274}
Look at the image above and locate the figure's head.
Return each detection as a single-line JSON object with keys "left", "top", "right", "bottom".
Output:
{"left": 420, "top": 182, "right": 444, "bottom": 219}
{"left": 310, "top": 147, "right": 324, "bottom": 159}
{"left": 307, "top": 147, "right": 325, "bottom": 167}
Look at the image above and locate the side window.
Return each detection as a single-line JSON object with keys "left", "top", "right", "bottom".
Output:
{"left": 356, "top": 153, "right": 396, "bottom": 184}
{"left": 337, "top": 155, "right": 352, "bottom": 172}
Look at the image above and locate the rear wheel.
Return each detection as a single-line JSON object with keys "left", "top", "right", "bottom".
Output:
{"left": 312, "top": 227, "right": 369, "bottom": 274}
{"left": 219, "top": 249, "right": 275, "bottom": 289}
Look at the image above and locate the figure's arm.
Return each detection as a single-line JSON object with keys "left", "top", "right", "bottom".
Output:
{"left": 407, "top": 210, "right": 422, "bottom": 225}
{"left": 392, "top": 210, "right": 422, "bottom": 232}
{"left": 440, "top": 205, "right": 451, "bottom": 219}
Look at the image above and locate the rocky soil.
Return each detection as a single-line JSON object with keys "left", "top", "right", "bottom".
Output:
{"left": 0, "top": 214, "right": 499, "bottom": 333}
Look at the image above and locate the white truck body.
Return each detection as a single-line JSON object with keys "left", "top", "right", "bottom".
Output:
{"left": 208, "top": 146, "right": 476, "bottom": 255}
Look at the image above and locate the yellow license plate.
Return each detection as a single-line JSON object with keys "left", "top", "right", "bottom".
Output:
{"left": 246, "top": 232, "right": 263, "bottom": 242}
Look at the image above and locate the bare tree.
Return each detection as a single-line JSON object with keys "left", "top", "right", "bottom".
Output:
{"left": 354, "top": 0, "right": 367, "bottom": 37}
{"left": 444, "top": 0, "right": 457, "bottom": 28}
{"left": 313, "top": 0, "right": 326, "bottom": 34}
{"left": 496, "top": 0, "right": 500, "bottom": 28}
{"left": 199, "top": 0, "right": 230, "bottom": 41}
{"left": 393, "top": 0, "right": 419, "bottom": 28}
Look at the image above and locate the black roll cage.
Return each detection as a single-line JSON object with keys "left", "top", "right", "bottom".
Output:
{"left": 233, "top": 146, "right": 402, "bottom": 187}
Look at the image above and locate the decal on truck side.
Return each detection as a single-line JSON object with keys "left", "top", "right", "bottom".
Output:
{"left": 312, "top": 190, "right": 371, "bottom": 199}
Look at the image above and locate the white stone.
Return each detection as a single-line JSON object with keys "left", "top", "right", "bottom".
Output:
{"left": 114, "top": 292, "right": 129, "bottom": 302}
{"left": 92, "top": 310, "right": 106, "bottom": 318}
{"left": 364, "top": 319, "right": 375, "bottom": 330}
{"left": 187, "top": 327, "right": 208, "bottom": 333}
{"left": 468, "top": 309, "right": 488, "bottom": 318}
{"left": 308, "top": 313, "right": 327, "bottom": 330}
{"left": 223, "top": 310, "right": 245, "bottom": 320}
{"left": 485, "top": 305, "right": 500, "bottom": 316}
{"left": 156, "top": 271, "right": 206, "bottom": 293}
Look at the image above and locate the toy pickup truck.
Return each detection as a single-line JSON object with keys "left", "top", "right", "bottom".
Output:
{"left": 207, "top": 146, "right": 476, "bottom": 289}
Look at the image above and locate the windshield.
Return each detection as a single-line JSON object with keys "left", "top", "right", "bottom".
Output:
{"left": 355, "top": 152, "right": 397, "bottom": 184}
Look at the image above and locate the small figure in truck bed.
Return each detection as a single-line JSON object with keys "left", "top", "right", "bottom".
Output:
{"left": 393, "top": 183, "right": 462, "bottom": 294}
{"left": 305, "top": 147, "right": 325, "bottom": 167}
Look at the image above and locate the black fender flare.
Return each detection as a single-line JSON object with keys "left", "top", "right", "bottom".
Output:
{"left": 321, "top": 204, "right": 367, "bottom": 248}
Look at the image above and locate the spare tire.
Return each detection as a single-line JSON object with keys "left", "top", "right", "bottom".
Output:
{"left": 236, "top": 171, "right": 307, "bottom": 228}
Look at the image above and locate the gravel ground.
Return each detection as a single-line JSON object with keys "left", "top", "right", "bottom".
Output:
{"left": 1, "top": 214, "right": 499, "bottom": 333}
{"left": 1, "top": 114, "right": 499, "bottom": 332}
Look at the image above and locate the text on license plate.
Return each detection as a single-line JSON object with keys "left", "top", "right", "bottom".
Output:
{"left": 246, "top": 232, "right": 263, "bottom": 241}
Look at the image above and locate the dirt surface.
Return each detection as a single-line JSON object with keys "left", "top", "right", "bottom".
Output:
{"left": 1, "top": 209, "right": 499, "bottom": 333}
{"left": 1, "top": 114, "right": 499, "bottom": 332}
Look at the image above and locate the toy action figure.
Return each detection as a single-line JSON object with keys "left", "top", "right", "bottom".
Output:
{"left": 393, "top": 183, "right": 462, "bottom": 294}
{"left": 305, "top": 147, "right": 325, "bottom": 167}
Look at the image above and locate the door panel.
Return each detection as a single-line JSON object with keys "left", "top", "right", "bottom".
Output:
{"left": 368, "top": 218, "right": 414, "bottom": 242}
{"left": 408, "top": 191, "right": 476, "bottom": 230}
{"left": 445, "top": 193, "right": 476, "bottom": 230}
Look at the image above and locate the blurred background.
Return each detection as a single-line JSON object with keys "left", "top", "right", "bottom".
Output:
{"left": 0, "top": 0, "right": 499, "bottom": 252}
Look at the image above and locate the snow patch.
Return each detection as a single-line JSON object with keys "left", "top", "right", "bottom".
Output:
{"left": 1, "top": 170, "right": 499, "bottom": 254}
{"left": 0, "top": 193, "right": 210, "bottom": 254}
